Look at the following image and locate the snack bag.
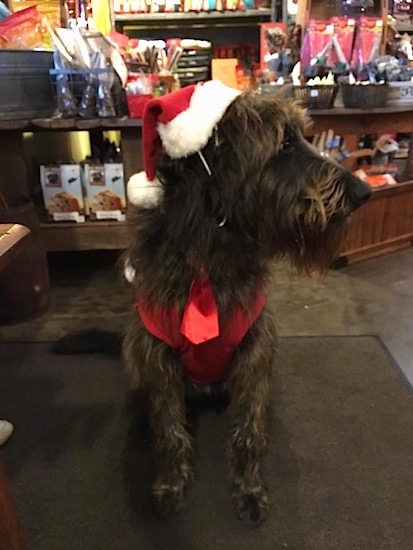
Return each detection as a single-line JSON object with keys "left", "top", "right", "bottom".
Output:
{"left": 300, "top": 20, "right": 334, "bottom": 71}
{"left": 351, "top": 17, "right": 383, "bottom": 72}
{"left": 0, "top": 5, "right": 42, "bottom": 49}
{"left": 331, "top": 16, "right": 356, "bottom": 70}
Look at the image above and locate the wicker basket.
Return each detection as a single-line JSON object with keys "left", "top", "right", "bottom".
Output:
{"left": 340, "top": 83, "right": 389, "bottom": 109}
{"left": 292, "top": 85, "right": 337, "bottom": 109}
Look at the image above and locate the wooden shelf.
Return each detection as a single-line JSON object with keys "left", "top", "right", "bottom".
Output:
{"left": 112, "top": 7, "right": 272, "bottom": 31}
{"left": 38, "top": 181, "right": 413, "bottom": 254}
{"left": 40, "top": 221, "right": 128, "bottom": 252}
{"left": 340, "top": 179, "right": 413, "bottom": 264}
{"left": 308, "top": 105, "right": 413, "bottom": 135}
{"left": 113, "top": 8, "right": 272, "bottom": 22}
{"left": 1, "top": 108, "right": 413, "bottom": 259}
{"left": 112, "top": 8, "right": 271, "bottom": 33}
{"left": 0, "top": 117, "right": 142, "bottom": 133}
{"left": 393, "top": 22, "right": 413, "bottom": 33}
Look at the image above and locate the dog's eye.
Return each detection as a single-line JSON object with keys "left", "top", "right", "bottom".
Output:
{"left": 281, "top": 140, "right": 294, "bottom": 153}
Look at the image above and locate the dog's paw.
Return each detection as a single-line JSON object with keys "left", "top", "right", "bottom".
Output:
{"left": 236, "top": 490, "right": 269, "bottom": 527}
{"left": 152, "top": 483, "right": 188, "bottom": 518}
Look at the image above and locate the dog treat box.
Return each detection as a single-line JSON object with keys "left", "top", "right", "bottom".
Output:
{"left": 83, "top": 162, "right": 126, "bottom": 221}
{"left": 40, "top": 164, "right": 85, "bottom": 223}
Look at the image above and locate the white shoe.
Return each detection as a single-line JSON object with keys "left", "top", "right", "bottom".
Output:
{"left": 0, "top": 420, "right": 14, "bottom": 446}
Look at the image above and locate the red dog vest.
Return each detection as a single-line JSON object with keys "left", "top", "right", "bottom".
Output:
{"left": 136, "top": 275, "right": 265, "bottom": 385}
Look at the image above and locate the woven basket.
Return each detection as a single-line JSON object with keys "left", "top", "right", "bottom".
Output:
{"left": 340, "top": 83, "right": 389, "bottom": 109}
{"left": 292, "top": 85, "right": 337, "bottom": 109}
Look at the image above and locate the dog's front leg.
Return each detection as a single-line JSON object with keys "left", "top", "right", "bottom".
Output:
{"left": 124, "top": 323, "right": 193, "bottom": 516}
{"left": 147, "top": 351, "right": 194, "bottom": 516}
{"left": 228, "top": 309, "right": 275, "bottom": 526}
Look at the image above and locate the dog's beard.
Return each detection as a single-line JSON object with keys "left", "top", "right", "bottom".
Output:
{"left": 268, "top": 162, "right": 353, "bottom": 276}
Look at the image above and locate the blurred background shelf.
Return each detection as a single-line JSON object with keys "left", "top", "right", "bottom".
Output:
{"left": 40, "top": 221, "right": 128, "bottom": 251}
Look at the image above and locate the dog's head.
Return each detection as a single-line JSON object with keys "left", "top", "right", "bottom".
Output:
{"left": 207, "top": 91, "right": 371, "bottom": 273}
{"left": 149, "top": 93, "right": 370, "bottom": 278}
{"left": 130, "top": 90, "right": 370, "bottom": 276}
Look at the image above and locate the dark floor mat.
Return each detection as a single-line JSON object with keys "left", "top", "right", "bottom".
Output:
{"left": 1, "top": 337, "right": 412, "bottom": 550}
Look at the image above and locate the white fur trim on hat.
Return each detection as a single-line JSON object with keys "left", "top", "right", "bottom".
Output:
{"left": 158, "top": 80, "right": 240, "bottom": 159}
{"left": 127, "top": 172, "right": 163, "bottom": 208}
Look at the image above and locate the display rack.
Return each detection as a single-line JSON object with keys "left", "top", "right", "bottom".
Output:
{"left": 112, "top": 8, "right": 272, "bottom": 28}
{"left": 109, "top": 1, "right": 273, "bottom": 48}
{"left": 110, "top": 0, "right": 272, "bottom": 35}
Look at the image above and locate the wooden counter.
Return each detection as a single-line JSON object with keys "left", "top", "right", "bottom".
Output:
{"left": 0, "top": 108, "right": 412, "bottom": 262}
{"left": 310, "top": 105, "right": 413, "bottom": 135}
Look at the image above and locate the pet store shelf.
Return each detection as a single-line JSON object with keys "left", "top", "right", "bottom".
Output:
{"left": 308, "top": 105, "right": 413, "bottom": 135}
{"left": 113, "top": 8, "right": 272, "bottom": 21}
{"left": 40, "top": 221, "right": 128, "bottom": 252}
{"left": 0, "top": 117, "right": 142, "bottom": 132}
{"left": 112, "top": 8, "right": 272, "bottom": 31}
{"left": 1, "top": 108, "right": 413, "bottom": 261}
{"left": 393, "top": 22, "right": 413, "bottom": 34}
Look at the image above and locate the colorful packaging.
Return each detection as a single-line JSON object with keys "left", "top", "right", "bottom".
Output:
{"left": 330, "top": 16, "right": 356, "bottom": 69}
{"left": 83, "top": 163, "right": 126, "bottom": 221}
{"left": 351, "top": 17, "right": 383, "bottom": 71}
{"left": 260, "top": 22, "right": 286, "bottom": 71}
{"left": 40, "top": 164, "right": 85, "bottom": 223}
{"left": 393, "top": 0, "right": 413, "bottom": 23}
{"left": 300, "top": 20, "right": 335, "bottom": 71}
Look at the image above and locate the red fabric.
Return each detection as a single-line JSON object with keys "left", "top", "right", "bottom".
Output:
{"left": 142, "top": 85, "right": 196, "bottom": 181}
{"left": 135, "top": 276, "right": 265, "bottom": 385}
{"left": 180, "top": 275, "right": 220, "bottom": 344}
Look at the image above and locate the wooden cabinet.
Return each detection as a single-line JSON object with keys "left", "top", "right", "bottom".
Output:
{"left": 0, "top": 117, "right": 142, "bottom": 252}
{"left": 339, "top": 181, "right": 413, "bottom": 264}
{"left": 309, "top": 106, "right": 413, "bottom": 263}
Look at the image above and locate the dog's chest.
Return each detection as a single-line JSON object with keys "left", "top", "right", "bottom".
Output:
{"left": 136, "top": 277, "right": 265, "bottom": 385}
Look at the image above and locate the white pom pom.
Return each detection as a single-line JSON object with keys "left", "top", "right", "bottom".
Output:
{"left": 124, "top": 257, "right": 136, "bottom": 283}
{"left": 127, "top": 172, "right": 163, "bottom": 208}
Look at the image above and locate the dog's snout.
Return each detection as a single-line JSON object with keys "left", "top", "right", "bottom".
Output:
{"left": 347, "top": 175, "right": 372, "bottom": 208}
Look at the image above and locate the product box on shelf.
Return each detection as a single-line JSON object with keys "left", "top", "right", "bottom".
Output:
{"left": 40, "top": 164, "right": 85, "bottom": 223}
{"left": 83, "top": 163, "right": 126, "bottom": 221}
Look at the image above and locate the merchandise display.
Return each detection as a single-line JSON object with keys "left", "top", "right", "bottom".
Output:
{"left": 112, "top": 0, "right": 267, "bottom": 14}
{"left": 0, "top": 0, "right": 411, "bottom": 262}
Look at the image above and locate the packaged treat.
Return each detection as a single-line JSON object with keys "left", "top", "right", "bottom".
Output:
{"left": 260, "top": 22, "right": 287, "bottom": 72}
{"left": 331, "top": 16, "right": 356, "bottom": 69}
{"left": 351, "top": 17, "right": 383, "bottom": 73}
{"left": 83, "top": 163, "right": 126, "bottom": 221}
{"left": 0, "top": 5, "right": 42, "bottom": 49}
{"left": 40, "top": 164, "right": 85, "bottom": 223}
{"left": 300, "top": 20, "right": 335, "bottom": 71}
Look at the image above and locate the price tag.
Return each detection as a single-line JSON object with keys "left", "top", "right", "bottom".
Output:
{"left": 400, "top": 85, "right": 413, "bottom": 98}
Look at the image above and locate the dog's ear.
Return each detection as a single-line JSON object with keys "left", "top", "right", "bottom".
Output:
{"left": 272, "top": 83, "right": 295, "bottom": 102}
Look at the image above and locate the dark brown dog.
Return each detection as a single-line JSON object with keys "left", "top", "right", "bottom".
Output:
{"left": 122, "top": 88, "right": 371, "bottom": 525}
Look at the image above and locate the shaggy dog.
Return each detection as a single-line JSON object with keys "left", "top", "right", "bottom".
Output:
{"left": 118, "top": 81, "right": 371, "bottom": 525}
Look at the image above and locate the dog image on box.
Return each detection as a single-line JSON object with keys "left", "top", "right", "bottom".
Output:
{"left": 54, "top": 81, "right": 371, "bottom": 525}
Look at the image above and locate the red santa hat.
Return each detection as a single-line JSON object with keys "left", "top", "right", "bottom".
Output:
{"left": 127, "top": 80, "right": 240, "bottom": 208}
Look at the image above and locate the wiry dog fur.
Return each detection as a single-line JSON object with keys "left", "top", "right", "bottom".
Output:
{"left": 122, "top": 91, "right": 370, "bottom": 525}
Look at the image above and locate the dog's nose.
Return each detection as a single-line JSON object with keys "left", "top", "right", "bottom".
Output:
{"left": 347, "top": 175, "right": 372, "bottom": 208}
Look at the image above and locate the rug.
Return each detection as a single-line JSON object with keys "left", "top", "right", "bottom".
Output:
{"left": 1, "top": 337, "right": 412, "bottom": 550}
